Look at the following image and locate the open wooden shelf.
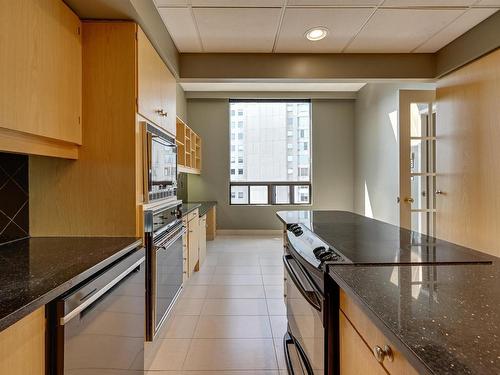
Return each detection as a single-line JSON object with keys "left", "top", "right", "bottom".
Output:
{"left": 176, "top": 116, "right": 202, "bottom": 174}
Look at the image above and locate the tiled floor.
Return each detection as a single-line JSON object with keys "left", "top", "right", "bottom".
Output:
{"left": 148, "top": 235, "right": 288, "bottom": 375}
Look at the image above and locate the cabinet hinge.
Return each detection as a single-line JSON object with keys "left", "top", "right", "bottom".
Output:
{"left": 135, "top": 31, "right": 138, "bottom": 41}
{"left": 77, "top": 26, "right": 81, "bottom": 35}
{"left": 78, "top": 116, "right": 81, "bottom": 124}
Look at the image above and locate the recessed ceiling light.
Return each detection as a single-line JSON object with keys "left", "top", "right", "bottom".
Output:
{"left": 305, "top": 27, "right": 329, "bottom": 41}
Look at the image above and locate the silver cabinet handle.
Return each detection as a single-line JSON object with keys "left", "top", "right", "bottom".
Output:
{"left": 60, "top": 256, "right": 145, "bottom": 325}
{"left": 373, "top": 345, "right": 394, "bottom": 363}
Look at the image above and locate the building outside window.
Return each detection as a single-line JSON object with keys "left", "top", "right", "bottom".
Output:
{"left": 229, "top": 100, "right": 312, "bottom": 205}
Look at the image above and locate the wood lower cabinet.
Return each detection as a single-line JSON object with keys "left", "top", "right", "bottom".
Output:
{"left": 340, "top": 291, "right": 419, "bottom": 375}
{"left": 198, "top": 214, "right": 207, "bottom": 269}
{"left": 0, "top": 308, "right": 45, "bottom": 375}
{"left": 340, "top": 312, "right": 387, "bottom": 375}
{"left": 184, "top": 209, "right": 200, "bottom": 277}
{"left": 0, "top": 0, "right": 82, "bottom": 158}
{"left": 137, "top": 28, "right": 176, "bottom": 136}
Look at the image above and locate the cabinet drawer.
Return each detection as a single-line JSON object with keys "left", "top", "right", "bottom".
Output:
{"left": 340, "top": 311, "right": 386, "bottom": 375}
{"left": 340, "top": 291, "right": 418, "bottom": 375}
{"left": 187, "top": 209, "right": 199, "bottom": 222}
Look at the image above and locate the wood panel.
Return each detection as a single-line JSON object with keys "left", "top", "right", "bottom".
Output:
{"left": 0, "top": 127, "right": 78, "bottom": 159}
{"left": 30, "top": 22, "right": 138, "bottom": 236}
{"left": 0, "top": 0, "right": 82, "bottom": 144}
{"left": 0, "top": 308, "right": 45, "bottom": 375}
{"left": 340, "top": 291, "right": 419, "bottom": 375}
{"left": 160, "top": 62, "right": 177, "bottom": 136}
{"left": 340, "top": 311, "right": 387, "bottom": 375}
{"left": 436, "top": 48, "right": 500, "bottom": 257}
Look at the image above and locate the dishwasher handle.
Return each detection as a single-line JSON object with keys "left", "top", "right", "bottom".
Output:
{"left": 60, "top": 255, "right": 145, "bottom": 326}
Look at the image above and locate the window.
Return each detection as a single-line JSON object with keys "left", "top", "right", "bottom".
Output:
{"left": 229, "top": 100, "right": 312, "bottom": 205}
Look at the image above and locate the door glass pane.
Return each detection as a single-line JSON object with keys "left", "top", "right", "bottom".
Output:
{"left": 230, "top": 186, "right": 248, "bottom": 204}
{"left": 275, "top": 185, "right": 290, "bottom": 204}
{"left": 410, "top": 103, "right": 430, "bottom": 137}
{"left": 410, "top": 175, "right": 428, "bottom": 209}
{"left": 293, "top": 185, "right": 310, "bottom": 204}
{"left": 250, "top": 186, "right": 268, "bottom": 204}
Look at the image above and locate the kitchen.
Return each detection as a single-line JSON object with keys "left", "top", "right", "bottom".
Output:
{"left": 0, "top": 0, "right": 499, "bottom": 374}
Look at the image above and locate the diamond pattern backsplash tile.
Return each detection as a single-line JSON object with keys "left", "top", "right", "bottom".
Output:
{"left": 0, "top": 153, "right": 29, "bottom": 245}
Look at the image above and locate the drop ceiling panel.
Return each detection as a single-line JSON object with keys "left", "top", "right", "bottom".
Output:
{"left": 193, "top": 8, "right": 282, "bottom": 52}
{"left": 345, "top": 8, "right": 464, "bottom": 52}
{"left": 191, "top": 0, "right": 285, "bottom": 6}
{"left": 475, "top": 0, "right": 500, "bottom": 5}
{"left": 381, "top": 0, "right": 476, "bottom": 5}
{"left": 276, "top": 8, "right": 374, "bottom": 52}
{"left": 158, "top": 8, "right": 202, "bottom": 52}
{"left": 154, "top": 0, "right": 188, "bottom": 6}
{"left": 287, "top": 0, "right": 380, "bottom": 5}
{"left": 415, "top": 8, "right": 497, "bottom": 52}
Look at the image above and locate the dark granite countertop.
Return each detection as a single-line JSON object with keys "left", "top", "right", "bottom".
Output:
{"left": 182, "top": 201, "right": 216, "bottom": 217}
{"left": 0, "top": 237, "right": 141, "bottom": 332}
{"left": 276, "top": 210, "right": 494, "bottom": 264}
{"left": 329, "top": 263, "right": 500, "bottom": 375}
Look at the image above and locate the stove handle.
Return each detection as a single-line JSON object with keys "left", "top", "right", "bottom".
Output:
{"left": 283, "top": 255, "right": 321, "bottom": 312}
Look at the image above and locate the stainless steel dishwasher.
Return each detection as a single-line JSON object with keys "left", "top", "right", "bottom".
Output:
{"left": 48, "top": 247, "right": 145, "bottom": 375}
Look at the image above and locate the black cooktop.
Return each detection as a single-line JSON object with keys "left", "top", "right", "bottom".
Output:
{"left": 282, "top": 211, "right": 495, "bottom": 267}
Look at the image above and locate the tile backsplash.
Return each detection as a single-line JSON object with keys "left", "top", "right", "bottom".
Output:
{"left": 0, "top": 153, "right": 29, "bottom": 245}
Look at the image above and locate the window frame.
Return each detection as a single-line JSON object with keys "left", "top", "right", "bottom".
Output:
{"left": 228, "top": 99, "right": 312, "bottom": 206}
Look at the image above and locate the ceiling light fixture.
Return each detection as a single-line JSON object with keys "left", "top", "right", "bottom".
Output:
{"left": 305, "top": 27, "right": 329, "bottom": 41}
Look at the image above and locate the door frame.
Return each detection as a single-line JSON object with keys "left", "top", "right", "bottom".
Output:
{"left": 399, "top": 89, "right": 436, "bottom": 230}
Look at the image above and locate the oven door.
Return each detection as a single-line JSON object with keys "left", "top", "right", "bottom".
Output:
{"left": 150, "top": 223, "right": 185, "bottom": 340}
{"left": 144, "top": 123, "right": 177, "bottom": 202}
{"left": 284, "top": 254, "right": 325, "bottom": 375}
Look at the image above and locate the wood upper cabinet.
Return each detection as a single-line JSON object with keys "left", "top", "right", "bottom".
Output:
{"left": 137, "top": 28, "right": 176, "bottom": 136}
{"left": 0, "top": 0, "right": 82, "bottom": 149}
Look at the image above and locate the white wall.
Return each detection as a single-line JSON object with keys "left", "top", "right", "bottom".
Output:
{"left": 353, "top": 83, "right": 434, "bottom": 225}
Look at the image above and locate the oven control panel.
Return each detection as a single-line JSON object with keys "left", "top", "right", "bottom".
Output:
{"left": 286, "top": 223, "right": 350, "bottom": 265}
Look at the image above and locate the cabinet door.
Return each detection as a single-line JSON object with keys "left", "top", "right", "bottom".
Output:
{"left": 0, "top": 0, "right": 82, "bottom": 144}
{"left": 159, "top": 63, "right": 176, "bottom": 136}
{"left": 137, "top": 28, "right": 163, "bottom": 127}
{"left": 188, "top": 218, "right": 199, "bottom": 275}
{"left": 198, "top": 215, "right": 207, "bottom": 269}
{"left": 340, "top": 312, "right": 386, "bottom": 375}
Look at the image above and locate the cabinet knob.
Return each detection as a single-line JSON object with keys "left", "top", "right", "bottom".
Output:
{"left": 435, "top": 190, "right": 445, "bottom": 195}
{"left": 403, "top": 197, "right": 414, "bottom": 204}
{"left": 156, "top": 109, "right": 164, "bottom": 115}
{"left": 373, "top": 345, "right": 394, "bottom": 363}
{"left": 162, "top": 111, "right": 168, "bottom": 117}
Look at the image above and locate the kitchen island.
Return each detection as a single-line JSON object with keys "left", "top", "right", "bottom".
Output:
{"left": 277, "top": 210, "right": 499, "bottom": 375}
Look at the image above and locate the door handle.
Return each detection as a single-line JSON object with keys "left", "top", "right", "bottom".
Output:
{"left": 283, "top": 255, "right": 321, "bottom": 311}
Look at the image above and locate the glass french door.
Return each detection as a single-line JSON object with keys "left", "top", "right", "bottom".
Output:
{"left": 399, "top": 90, "right": 437, "bottom": 235}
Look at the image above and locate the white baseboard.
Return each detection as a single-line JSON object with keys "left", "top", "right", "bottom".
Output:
{"left": 217, "top": 229, "right": 282, "bottom": 236}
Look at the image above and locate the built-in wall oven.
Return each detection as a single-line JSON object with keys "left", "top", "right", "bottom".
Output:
{"left": 142, "top": 122, "right": 177, "bottom": 203}
{"left": 144, "top": 200, "right": 184, "bottom": 341}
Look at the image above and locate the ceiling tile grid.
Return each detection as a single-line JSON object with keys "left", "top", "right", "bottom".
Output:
{"left": 154, "top": 0, "right": 499, "bottom": 53}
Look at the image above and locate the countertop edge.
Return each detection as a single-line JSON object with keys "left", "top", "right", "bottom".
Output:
{"left": 0, "top": 239, "right": 143, "bottom": 332}
{"left": 183, "top": 201, "right": 217, "bottom": 217}
{"left": 328, "top": 267, "right": 434, "bottom": 375}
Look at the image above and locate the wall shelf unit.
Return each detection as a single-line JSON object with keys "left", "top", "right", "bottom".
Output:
{"left": 176, "top": 117, "right": 202, "bottom": 174}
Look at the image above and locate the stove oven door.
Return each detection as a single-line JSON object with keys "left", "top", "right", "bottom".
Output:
{"left": 284, "top": 254, "right": 325, "bottom": 375}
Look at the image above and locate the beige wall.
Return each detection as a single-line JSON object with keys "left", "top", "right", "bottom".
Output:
{"left": 185, "top": 98, "right": 355, "bottom": 230}
{"left": 353, "top": 83, "right": 434, "bottom": 225}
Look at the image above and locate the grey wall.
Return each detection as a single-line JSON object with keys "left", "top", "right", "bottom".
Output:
{"left": 176, "top": 84, "right": 188, "bottom": 123}
{"left": 185, "top": 98, "right": 355, "bottom": 230}
{"left": 353, "top": 83, "right": 434, "bottom": 225}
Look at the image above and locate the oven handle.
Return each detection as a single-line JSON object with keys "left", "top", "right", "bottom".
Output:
{"left": 283, "top": 255, "right": 321, "bottom": 311}
{"left": 155, "top": 225, "right": 186, "bottom": 250}
{"left": 284, "top": 332, "right": 315, "bottom": 375}
{"left": 60, "top": 256, "right": 145, "bottom": 326}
